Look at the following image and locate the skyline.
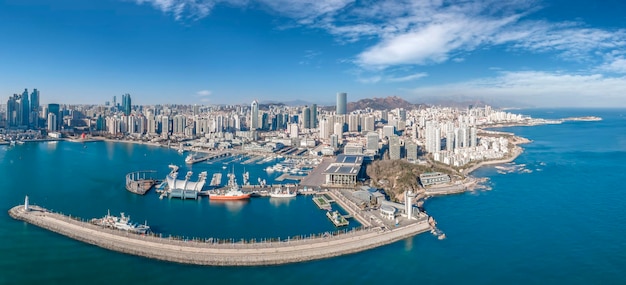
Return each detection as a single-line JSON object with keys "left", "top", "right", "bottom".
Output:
{"left": 2, "top": 0, "right": 626, "bottom": 107}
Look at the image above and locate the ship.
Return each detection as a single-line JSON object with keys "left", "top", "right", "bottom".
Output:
{"left": 269, "top": 186, "right": 297, "bottom": 198}
{"left": 209, "top": 172, "right": 251, "bottom": 200}
{"left": 90, "top": 210, "right": 150, "bottom": 234}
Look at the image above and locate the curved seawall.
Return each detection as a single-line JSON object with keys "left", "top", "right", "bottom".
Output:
{"left": 9, "top": 205, "right": 430, "bottom": 266}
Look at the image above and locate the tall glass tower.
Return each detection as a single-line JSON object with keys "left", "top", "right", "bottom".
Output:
{"left": 336, "top": 92, "right": 347, "bottom": 115}
{"left": 30, "top": 89, "right": 40, "bottom": 128}
{"left": 122, "top": 93, "right": 132, "bottom": 116}
{"left": 250, "top": 100, "right": 259, "bottom": 130}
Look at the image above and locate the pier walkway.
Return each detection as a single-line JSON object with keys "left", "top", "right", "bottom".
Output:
{"left": 9, "top": 204, "right": 430, "bottom": 266}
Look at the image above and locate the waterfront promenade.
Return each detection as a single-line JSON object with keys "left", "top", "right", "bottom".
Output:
{"left": 9, "top": 204, "right": 430, "bottom": 266}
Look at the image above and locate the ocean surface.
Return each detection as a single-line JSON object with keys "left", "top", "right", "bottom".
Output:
{"left": 1, "top": 108, "right": 625, "bottom": 284}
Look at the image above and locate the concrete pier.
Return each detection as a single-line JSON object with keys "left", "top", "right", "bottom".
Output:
{"left": 8, "top": 204, "right": 430, "bottom": 266}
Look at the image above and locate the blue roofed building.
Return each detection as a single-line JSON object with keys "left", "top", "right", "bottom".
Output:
{"left": 323, "top": 154, "right": 364, "bottom": 186}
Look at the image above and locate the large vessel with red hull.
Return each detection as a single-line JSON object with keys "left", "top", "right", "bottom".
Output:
{"left": 208, "top": 173, "right": 251, "bottom": 200}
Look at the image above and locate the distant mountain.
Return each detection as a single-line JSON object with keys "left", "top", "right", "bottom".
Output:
{"left": 347, "top": 96, "right": 420, "bottom": 111}
{"left": 260, "top": 99, "right": 332, "bottom": 107}
{"left": 415, "top": 95, "right": 533, "bottom": 109}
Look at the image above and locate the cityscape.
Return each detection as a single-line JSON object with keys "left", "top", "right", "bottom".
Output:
{"left": 1, "top": 0, "right": 625, "bottom": 284}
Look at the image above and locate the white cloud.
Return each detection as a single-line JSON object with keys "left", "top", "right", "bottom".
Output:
{"left": 133, "top": 0, "right": 248, "bottom": 20}
{"left": 255, "top": 0, "right": 353, "bottom": 23}
{"left": 386, "top": 72, "right": 428, "bottom": 82}
{"left": 409, "top": 71, "right": 626, "bottom": 107}
{"left": 196, "top": 90, "right": 212, "bottom": 96}
{"left": 130, "top": 0, "right": 626, "bottom": 76}
{"left": 599, "top": 56, "right": 626, "bottom": 74}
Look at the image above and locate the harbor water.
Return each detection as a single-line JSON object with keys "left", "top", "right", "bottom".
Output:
{"left": 1, "top": 108, "right": 625, "bottom": 284}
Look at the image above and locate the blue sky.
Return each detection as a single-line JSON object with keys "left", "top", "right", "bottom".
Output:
{"left": 1, "top": 0, "right": 626, "bottom": 107}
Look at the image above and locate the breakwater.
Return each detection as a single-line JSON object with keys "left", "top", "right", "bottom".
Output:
{"left": 9, "top": 205, "right": 430, "bottom": 266}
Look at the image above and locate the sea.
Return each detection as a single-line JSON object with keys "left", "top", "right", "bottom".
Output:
{"left": 1, "top": 108, "right": 625, "bottom": 285}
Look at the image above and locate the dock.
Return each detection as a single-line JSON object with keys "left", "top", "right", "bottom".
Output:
{"left": 187, "top": 152, "right": 232, "bottom": 164}
{"left": 326, "top": 211, "right": 349, "bottom": 227}
{"left": 8, "top": 202, "right": 431, "bottom": 266}
{"left": 125, "top": 170, "right": 158, "bottom": 195}
{"left": 313, "top": 195, "right": 332, "bottom": 210}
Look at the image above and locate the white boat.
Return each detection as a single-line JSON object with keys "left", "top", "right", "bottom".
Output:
{"left": 90, "top": 210, "right": 150, "bottom": 234}
{"left": 265, "top": 166, "right": 275, "bottom": 173}
{"left": 269, "top": 186, "right": 297, "bottom": 198}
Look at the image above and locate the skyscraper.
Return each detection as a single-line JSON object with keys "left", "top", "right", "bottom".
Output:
{"left": 122, "top": 93, "right": 132, "bottom": 115}
{"left": 30, "top": 89, "right": 40, "bottom": 128}
{"left": 47, "top": 103, "right": 60, "bottom": 131}
{"left": 21, "top": 89, "right": 29, "bottom": 127}
{"left": 310, "top": 104, "right": 318, "bottom": 128}
{"left": 336, "top": 92, "right": 347, "bottom": 115}
{"left": 6, "top": 94, "right": 18, "bottom": 127}
{"left": 250, "top": 100, "right": 259, "bottom": 130}
{"left": 302, "top": 106, "right": 311, "bottom": 129}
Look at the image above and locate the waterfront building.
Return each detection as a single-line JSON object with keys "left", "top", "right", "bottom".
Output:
{"left": 30, "top": 89, "right": 39, "bottom": 128}
{"left": 21, "top": 89, "right": 29, "bottom": 127}
{"left": 250, "top": 100, "right": 259, "bottom": 130}
{"left": 323, "top": 154, "right": 364, "bottom": 186}
{"left": 47, "top": 103, "right": 60, "bottom": 131}
{"left": 47, "top": 113, "right": 57, "bottom": 131}
{"left": 336, "top": 92, "right": 347, "bottom": 115}
{"left": 419, "top": 172, "right": 451, "bottom": 187}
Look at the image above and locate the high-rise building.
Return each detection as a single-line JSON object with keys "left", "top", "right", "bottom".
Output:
{"left": 121, "top": 93, "right": 132, "bottom": 115}
{"left": 6, "top": 94, "right": 18, "bottom": 127}
{"left": 30, "top": 89, "right": 39, "bottom": 127}
{"left": 310, "top": 104, "right": 318, "bottom": 128}
{"left": 388, "top": 135, "right": 401, "bottom": 160}
{"left": 470, "top": 127, "right": 477, "bottom": 147}
{"left": 425, "top": 121, "right": 441, "bottom": 153}
{"left": 336, "top": 92, "right": 347, "bottom": 115}
{"left": 366, "top": 132, "right": 379, "bottom": 153}
{"left": 250, "top": 100, "right": 259, "bottom": 130}
{"left": 406, "top": 142, "right": 418, "bottom": 161}
{"left": 319, "top": 118, "right": 330, "bottom": 139}
{"left": 446, "top": 131, "right": 455, "bottom": 151}
{"left": 47, "top": 113, "right": 57, "bottom": 131}
{"left": 334, "top": 122, "right": 343, "bottom": 140}
{"left": 363, "top": 115, "right": 375, "bottom": 132}
{"left": 21, "top": 89, "right": 29, "bottom": 127}
{"left": 348, "top": 114, "right": 359, "bottom": 132}
{"left": 47, "top": 103, "right": 60, "bottom": 131}
{"left": 302, "top": 106, "right": 311, "bottom": 129}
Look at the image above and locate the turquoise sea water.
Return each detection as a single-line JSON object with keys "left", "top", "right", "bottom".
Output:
{"left": 1, "top": 108, "right": 625, "bottom": 284}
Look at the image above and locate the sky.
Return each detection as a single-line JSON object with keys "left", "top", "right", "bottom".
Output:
{"left": 1, "top": 0, "right": 626, "bottom": 107}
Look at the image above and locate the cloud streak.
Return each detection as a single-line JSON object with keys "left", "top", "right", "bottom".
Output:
{"left": 409, "top": 71, "right": 626, "bottom": 107}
